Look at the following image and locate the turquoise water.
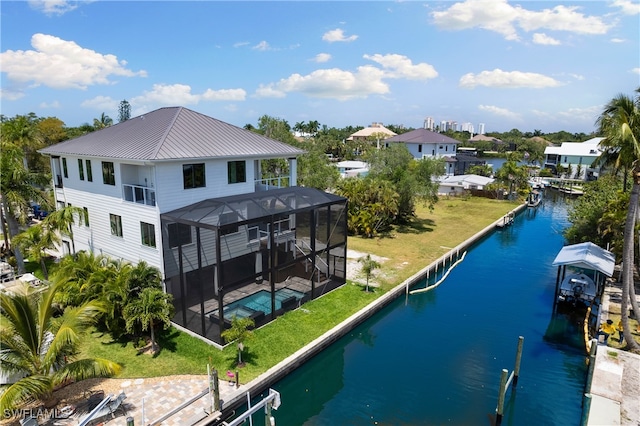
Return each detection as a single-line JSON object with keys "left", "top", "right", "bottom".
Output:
{"left": 245, "top": 197, "right": 587, "bottom": 425}
{"left": 223, "top": 288, "right": 304, "bottom": 317}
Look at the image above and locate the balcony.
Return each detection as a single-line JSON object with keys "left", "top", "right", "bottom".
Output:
{"left": 123, "top": 183, "right": 156, "bottom": 206}
{"left": 255, "top": 176, "right": 290, "bottom": 192}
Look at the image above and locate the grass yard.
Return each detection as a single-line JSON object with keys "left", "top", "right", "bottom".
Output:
{"left": 80, "top": 197, "right": 519, "bottom": 381}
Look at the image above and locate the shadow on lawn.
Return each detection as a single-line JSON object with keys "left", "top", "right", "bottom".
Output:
{"left": 393, "top": 217, "right": 436, "bottom": 235}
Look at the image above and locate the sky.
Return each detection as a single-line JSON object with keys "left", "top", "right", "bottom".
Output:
{"left": 1, "top": 0, "right": 639, "bottom": 135}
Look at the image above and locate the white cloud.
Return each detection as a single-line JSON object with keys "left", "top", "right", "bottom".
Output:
{"left": 610, "top": 38, "right": 626, "bottom": 43}
{"left": 631, "top": 68, "right": 640, "bottom": 75}
{"left": 233, "top": 41, "right": 250, "bottom": 48}
{"left": 80, "top": 95, "right": 119, "bottom": 111}
{"left": 322, "top": 29, "right": 358, "bottom": 43}
{"left": 536, "top": 105, "right": 601, "bottom": 127}
{"left": 0, "top": 87, "right": 25, "bottom": 101}
{"left": 478, "top": 104, "right": 521, "bottom": 120}
{"left": 313, "top": 53, "right": 332, "bottom": 63}
{"left": 363, "top": 54, "right": 438, "bottom": 80}
{"left": 39, "top": 100, "right": 61, "bottom": 109}
{"left": 253, "top": 41, "right": 271, "bottom": 51}
{"left": 0, "top": 34, "right": 147, "bottom": 90}
{"left": 532, "top": 33, "right": 560, "bottom": 45}
{"left": 131, "top": 83, "right": 246, "bottom": 106}
{"left": 432, "top": 0, "right": 611, "bottom": 41}
{"left": 255, "top": 66, "right": 388, "bottom": 100}
{"left": 611, "top": 0, "right": 640, "bottom": 15}
{"left": 460, "top": 69, "right": 562, "bottom": 89}
{"left": 28, "top": 0, "right": 77, "bottom": 16}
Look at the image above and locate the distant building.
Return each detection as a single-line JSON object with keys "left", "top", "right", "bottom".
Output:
{"left": 437, "top": 174, "right": 495, "bottom": 196}
{"left": 424, "top": 117, "right": 435, "bottom": 131}
{"left": 346, "top": 122, "right": 397, "bottom": 144}
{"left": 384, "top": 128, "right": 459, "bottom": 175}
{"left": 543, "top": 137, "right": 605, "bottom": 181}
{"left": 336, "top": 160, "right": 369, "bottom": 178}
{"left": 478, "top": 123, "right": 485, "bottom": 135}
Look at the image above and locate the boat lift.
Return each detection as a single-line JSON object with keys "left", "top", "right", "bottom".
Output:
{"left": 223, "top": 389, "right": 281, "bottom": 426}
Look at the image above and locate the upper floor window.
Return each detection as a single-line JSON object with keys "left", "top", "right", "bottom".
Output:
{"left": 228, "top": 161, "right": 246, "bottom": 184}
{"left": 418, "top": 145, "right": 422, "bottom": 153}
{"left": 62, "top": 158, "right": 68, "bottom": 178}
{"left": 78, "top": 159, "right": 85, "bottom": 181}
{"left": 110, "top": 214, "right": 123, "bottom": 237}
{"left": 102, "top": 162, "right": 115, "bottom": 185}
{"left": 168, "top": 223, "right": 192, "bottom": 248}
{"left": 140, "top": 222, "right": 156, "bottom": 248}
{"left": 83, "top": 207, "right": 90, "bottom": 227}
{"left": 183, "top": 164, "right": 205, "bottom": 189}
{"left": 86, "top": 160, "right": 93, "bottom": 182}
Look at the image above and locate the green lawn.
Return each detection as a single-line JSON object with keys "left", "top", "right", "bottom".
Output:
{"left": 77, "top": 197, "right": 519, "bottom": 382}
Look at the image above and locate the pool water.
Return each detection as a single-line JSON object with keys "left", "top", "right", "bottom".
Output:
{"left": 222, "top": 288, "right": 304, "bottom": 317}
{"left": 244, "top": 196, "right": 589, "bottom": 425}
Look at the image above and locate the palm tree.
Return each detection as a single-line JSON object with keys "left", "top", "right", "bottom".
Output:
{"left": 0, "top": 281, "right": 121, "bottom": 411}
{"left": 358, "top": 254, "right": 381, "bottom": 292}
{"left": 92, "top": 113, "right": 113, "bottom": 130}
{"left": 0, "top": 140, "right": 50, "bottom": 274}
{"left": 123, "top": 287, "right": 174, "bottom": 354}
{"left": 221, "top": 316, "right": 255, "bottom": 366}
{"left": 44, "top": 205, "right": 86, "bottom": 255}
{"left": 12, "top": 223, "right": 59, "bottom": 280}
{"left": 596, "top": 88, "right": 640, "bottom": 350}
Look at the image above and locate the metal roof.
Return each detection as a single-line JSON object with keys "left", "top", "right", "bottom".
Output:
{"left": 385, "top": 128, "right": 460, "bottom": 145}
{"left": 551, "top": 242, "right": 616, "bottom": 277}
{"left": 39, "top": 107, "right": 304, "bottom": 161}
{"left": 161, "top": 186, "right": 347, "bottom": 229}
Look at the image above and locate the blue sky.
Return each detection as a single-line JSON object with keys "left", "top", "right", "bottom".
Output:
{"left": 1, "top": 1, "right": 639, "bottom": 134}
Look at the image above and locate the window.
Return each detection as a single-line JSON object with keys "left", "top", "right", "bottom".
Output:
{"left": 78, "top": 159, "right": 85, "bottom": 180}
{"left": 102, "top": 162, "right": 115, "bottom": 185}
{"left": 110, "top": 214, "right": 123, "bottom": 237}
{"left": 183, "top": 163, "right": 205, "bottom": 189}
{"left": 140, "top": 222, "right": 156, "bottom": 247}
{"left": 227, "top": 161, "right": 246, "bottom": 184}
{"left": 418, "top": 145, "right": 422, "bottom": 153}
{"left": 62, "top": 158, "right": 68, "bottom": 178}
{"left": 168, "top": 223, "right": 192, "bottom": 248}
{"left": 219, "top": 212, "right": 239, "bottom": 236}
{"left": 83, "top": 207, "right": 89, "bottom": 226}
{"left": 86, "top": 160, "right": 93, "bottom": 182}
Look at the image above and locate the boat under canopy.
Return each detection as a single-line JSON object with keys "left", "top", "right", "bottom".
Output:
{"left": 551, "top": 242, "right": 615, "bottom": 308}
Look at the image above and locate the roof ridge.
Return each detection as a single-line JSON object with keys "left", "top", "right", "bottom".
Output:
{"left": 151, "top": 107, "right": 183, "bottom": 159}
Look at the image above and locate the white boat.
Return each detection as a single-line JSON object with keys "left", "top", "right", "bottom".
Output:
{"left": 557, "top": 273, "right": 597, "bottom": 304}
{"left": 526, "top": 190, "right": 542, "bottom": 207}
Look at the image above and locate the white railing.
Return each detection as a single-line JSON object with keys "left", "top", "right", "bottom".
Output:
{"left": 255, "top": 176, "right": 290, "bottom": 191}
{"left": 122, "top": 183, "right": 156, "bottom": 206}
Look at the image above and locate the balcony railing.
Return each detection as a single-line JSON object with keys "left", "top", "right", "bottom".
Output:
{"left": 123, "top": 183, "right": 156, "bottom": 206}
{"left": 255, "top": 176, "right": 290, "bottom": 192}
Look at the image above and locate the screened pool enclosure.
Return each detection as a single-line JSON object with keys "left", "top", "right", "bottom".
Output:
{"left": 160, "top": 187, "right": 348, "bottom": 345}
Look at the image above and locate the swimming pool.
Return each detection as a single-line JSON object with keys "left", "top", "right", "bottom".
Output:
{"left": 216, "top": 288, "right": 304, "bottom": 319}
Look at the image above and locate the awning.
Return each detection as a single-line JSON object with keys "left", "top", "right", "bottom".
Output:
{"left": 551, "top": 242, "right": 616, "bottom": 277}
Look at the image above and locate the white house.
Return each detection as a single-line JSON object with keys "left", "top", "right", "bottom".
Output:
{"left": 543, "top": 137, "right": 605, "bottom": 181}
{"left": 336, "top": 160, "right": 369, "bottom": 178}
{"left": 384, "top": 129, "right": 459, "bottom": 175}
{"left": 346, "top": 123, "right": 397, "bottom": 146}
{"left": 39, "top": 107, "right": 348, "bottom": 345}
{"left": 437, "top": 174, "right": 495, "bottom": 196}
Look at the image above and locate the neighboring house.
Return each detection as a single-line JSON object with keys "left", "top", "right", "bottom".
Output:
{"left": 347, "top": 122, "right": 397, "bottom": 147}
{"left": 384, "top": 128, "right": 459, "bottom": 175}
{"left": 543, "top": 137, "right": 605, "bottom": 180}
{"left": 453, "top": 152, "right": 486, "bottom": 175}
{"left": 437, "top": 174, "right": 495, "bottom": 196}
{"left": 336, "top": 160, "right": 369, "bottom": 178}
{"left": 39, "top": 107, "right": 348, "bottom": 346}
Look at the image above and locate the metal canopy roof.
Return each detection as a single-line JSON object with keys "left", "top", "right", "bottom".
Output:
{"left": 551, "top": 242, "right": 616, "bottom": 277}
{"left": 161, "top": 187, "right": 346, "bottom": 229}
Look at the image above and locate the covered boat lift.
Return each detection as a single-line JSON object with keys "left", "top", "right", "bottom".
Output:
{"left": 551, "top": 242, "right": 616, "bottom": 311}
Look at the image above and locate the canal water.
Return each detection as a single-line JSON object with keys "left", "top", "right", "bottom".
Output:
{"left": 248, "top": 196, "right": 587, "bottom": 425}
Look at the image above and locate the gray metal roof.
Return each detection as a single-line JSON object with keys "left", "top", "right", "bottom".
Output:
{"left": 39, "top": 107, "right": 304, "bottom": 161}
{"left": 551, "top": 242, "right": 616, "bottom": 277}
{"left": 385, "top": 128, "right": 459, "bottom": 145}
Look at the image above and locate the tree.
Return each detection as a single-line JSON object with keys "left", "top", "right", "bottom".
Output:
{"left": 296, "top": 142, "right": 340, "bottom": 190}
{"left": 0, "top": 137, "right": 50, "bottom": 274}
{"left": 12, "top": 224, "right": 59, "bottom": 280}
{"left": 220, "top": 316, "right": 255, "bottom": 366}
{"left": 43, "top": 205, "right": 86, "bottom": 255}
{"left": 596, "top": 88, "right": 640, "bottom": 351}
{"left": 0, "top": 281, "right": 121, "bottom": 411}
{"left": 118, "top": 100, "right": 131, "bottom": 123}
{"left": 93, "top": 113, "right": 113, "bottom": 130}
{"left": 358, "top": 254, "right": 380, "bottom": 292}
{"left": 123, "top": 287, "right": 174, "bottom": 354}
